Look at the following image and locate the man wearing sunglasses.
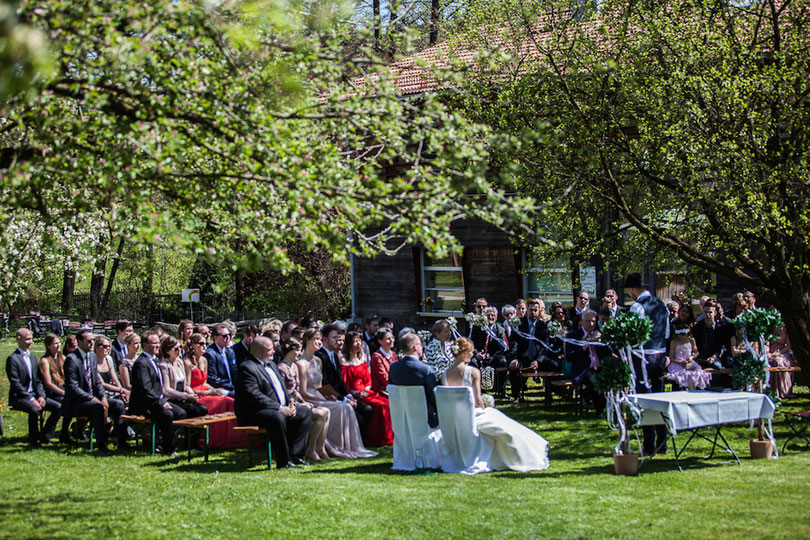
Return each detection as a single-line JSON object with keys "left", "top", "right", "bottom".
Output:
{"left": 204, "top": 324, "right": 238, "bottom": 397}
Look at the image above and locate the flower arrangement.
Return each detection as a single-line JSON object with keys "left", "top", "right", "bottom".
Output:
{"left": 417, "top": 330, "right": 433, "bottom": 344}
{"left": 600, "top": 311, "right": 652, "bottom": 351}
{"left": 422, "top": 296, "right": 434, "bottom": 311}
{"left": 509, "top": 315, "right": 521, "bottom": 328}
{"left": 464, "top": 312, "right": 486, "bottom": 328}
{"left": 445, "top": 316, "right": 458, "bottom": 329}
{"left": 450, "top": 341, "right": 460, "bottom": 354}
{"left": 547, "top": 319, "right": 564, "bottom": 339}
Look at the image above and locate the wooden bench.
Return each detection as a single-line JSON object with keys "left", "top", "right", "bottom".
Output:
{"left": 233, "top": 426, "right": 273, "bottom": 469}
{"left": 519, "top": 371, "right": 564, "bottom": 404}
{"left": 769, "top": 366, "right": 802, "bottom": 373}
{"left": 173, "top": 413, "right": 237, "bottom": 462}
{"left": 121, "top": 414, "right": 157, "bottom": 454}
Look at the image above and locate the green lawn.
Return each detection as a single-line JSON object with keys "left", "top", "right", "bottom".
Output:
{"left": 1, "top": 339, "right": 809, "bottom": 539}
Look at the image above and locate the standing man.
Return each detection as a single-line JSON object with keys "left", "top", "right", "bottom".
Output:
{"left": 388, "top": 332, "right": 439, "bottom": 428}
{"left": 110, "top": 320, "right": 133, "bottom": 369}
{"left": 6, "top": 328, "right": 61, "bottom": 446}
{"left": 567, "top": 290, "right": 591, "bottom": 330}
{"left": 235, "top": 337, "right": 313, "bottom": 468}
{"left": 624, "top": 273, "right": 670, "bottom": 456}
{"left": 233, "top": 324, "right": 259, "bottom": 367}
{"left": 603, "top": 289, "right": 622, "bottom": 318}
{"left": 205, "top": 324, "right": 237, "bottom": 396}
{"left": 128, "top": 330, "right": 186, "bottom": 456}
{"left": 61, "top": 329, "right": 127, "bottom": 452}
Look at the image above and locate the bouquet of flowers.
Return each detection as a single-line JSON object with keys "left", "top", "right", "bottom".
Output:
{"left": 509, "top": 315, "right": 521, "bottom": 328}
{"left": 547, "top": 319, "right": 564, "bottom": 339}
{"left": 464, "top": 312, "right": 486, "bottom": 328}
{"left": 417, "top": 330, "right": 433, "bottom": 344}
{"left": 445, "top": 316, "right": 458, "bottom": 329}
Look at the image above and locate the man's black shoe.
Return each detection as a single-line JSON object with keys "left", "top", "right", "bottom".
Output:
{"left": 279, "top": 462, "right": 300, "bottom": 469}
{"left": 291, "top": 456, "right": 310, "bottom": 466}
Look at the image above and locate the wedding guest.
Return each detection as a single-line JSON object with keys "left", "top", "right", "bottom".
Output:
{"left": 423, "top": 320, "right": 454, "bottom": 376}
{"left": 363, "top": 314, "right": 381, "bottom": 355}
{"left": 468, "top": 298, "right": 489, "bottom": 359}
{"left": 159, "top": 336, "right": 207, "bottom": 418}
{"left": 39, "top": 333, "right": 66, "bottom": 401}
{"left": 194, "top": 324, "right": 211, "bottom": 342}
{"left": 479, "top": 306, "right": 508, "bottom": 398}
{"left": 440, "top": 337, "right": 549, "bottom": 472}
{"left": 93, "top": 336, "right": 129, "bottom": 403}
{"left": 693, "top": 299, "right": 733, "bottom": 369}
{"left": 262, "top": 330, "right": 283, "bottom": 364}
{"left": 768, "top": 325, "right": 795, "bottom": 398}
{"left": 389, "top": 332, "right": 438, "bottom": 428}
{"left": 731, "top": 293, "right": 750, "bottom": 318}
{"left": 232, "top": 324, "right": 259, "bottom": 366}
{"left": 204, "top": 324, "right": 237, "bottom": 396}
{"left": 514, "top": 299, "right": 527, "bottom": 319}
{"left": 567, "top": 290, "right": 591, "bottom": 329}
{"left": 667, "top": 301, "right": 680, "bottom": 323}
{"left": 536, "top": 299, "right": 552, "bottom": 322}
{"left": 370, "top": 327, "right": 397, "bottom": 396}
{"left": 316, "top": 323, "right": 374, "bottom": 432}
{"left": 296, "top": 329, "right": 375, "bottom": 458}
{"left": 7, "top": 328, "right": 61, "bottom": 446}
{"left": 235, "top": 337, "right": 313, "bottom": 468}
{"left": 279, "top": 320, "right": 298, "bottom": 348}
{"left": 563, "top": 311, "right": 607, "bottom": 413}
{"left": 342, "top": 332, "right": 393, "bottom": 446}
{"left": 111, "top": 320, "right": 134, "bottom": 368}
{"left": 118, "top": 332, "right": 141, "bottom": 390}
{"left": 63, "top": 335, "right": 78, "bottom": 356}
{"left": 510, "top": 299, "right": 550, "bottom": 404}
{"left": 176, "top": 319, "right": 194, "bottom": 356}
{"left": 128, "top": 330, "right": 187, "bottom": 456}
{"left": 185, "top": 333, "right": 247, "bottom": 448}
{"left": 278, "top": 338, "right": 330, "bottom": 461}
{"left": 667, "top": 321, "right": 711, "bottom": 390}
{"left": 743, "top": 290, "right": 759, "bottom": 310}
{"left": 597, "top": 306, "right": 612, "bottom": 330}
{"left": 548, "top": 302, "right": 570, "bottom": 337}
{"left": 604, "top": 289, "right": 622, "bottom": 318}
{"left": 62, "top": 329, "right": 128, "bottom": 452}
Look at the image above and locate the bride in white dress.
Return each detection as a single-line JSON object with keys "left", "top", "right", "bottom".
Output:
{"left": 297, "top": 329, "right": 376, "bottom": 459}
{"left": 440, "top": 337, "right": 549, "bottom": 472}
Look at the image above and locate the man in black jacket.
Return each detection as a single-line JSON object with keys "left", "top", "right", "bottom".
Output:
{"left": 232, "top": 324, "right": 259, "bottom": 366}
{"left": 61, "top": 329, "right": 127, "bottom": 452}
{"left": 235, "top": 337, "right": 312, "bottom": 468}
{"left": 315, "top": 323, "right": 374, "bottom": 432}
{"left": 6, "top": 328, "right": 61, "bottom": 446}
{"left": 128, "top": 330, "right": 186, "bottom": 456}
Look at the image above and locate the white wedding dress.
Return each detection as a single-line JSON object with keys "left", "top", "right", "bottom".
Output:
{"left": 440, "top": 366, "right": 549, "bottom": 473}
{"left": 300, "top": 356, "right": 376, "bottom": 459}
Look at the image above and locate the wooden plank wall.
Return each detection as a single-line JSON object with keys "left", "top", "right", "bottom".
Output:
{"left": 354, "top": 248, "right": 421, "bottom": 328}
{"left": 462, "top": 246, "right": 520, "bottom": 310}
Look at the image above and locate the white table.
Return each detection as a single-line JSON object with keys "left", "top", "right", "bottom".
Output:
{"left": 629, "top": 391, "right": 777, "bottom": 469}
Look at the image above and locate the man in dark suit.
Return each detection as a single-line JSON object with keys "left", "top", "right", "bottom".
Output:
{"left": 509, "top": 299, "right": 552, "bottom": 403}
{"left": 363, "top": 315, "right": 380, "bottom": 356}
{"left": 625, "top": 273, "right": 670, "bottom": 456}
{"left": 603, "top": 289, "right": 625, "bottom": 319}
{"left": 61, "top": 329, "right": 127, "bottom": 451}
{"left": 567, "top": 290, "right": 591, "bottom": 330}
{"left": 128, "top": 330, "right": 187, "bottom": 456}
{"left": 6, "top": 328, "right": 61, "bottom": 446}
{"left": 478, "top": 306, "right": 508, "bottom": 397}
{"left": 389, "top": 332, "right": 439, "bottom": 428}
{"left": 232, "top": 324, "right": 259, "bottom": 367}
{"left": 564, "top": 310, "right": 608, "bottom": 414}
{"left": 235, "top": 337, "right": 313, "bottom": 468}
{"left": 315, "top": 323, "right": 374, "bottom": 432}
{"left": 205, "top": 323, "right": 237, "bottom": 396}
{"left": 110, "top": 319, "right": 133, "bottom": 370}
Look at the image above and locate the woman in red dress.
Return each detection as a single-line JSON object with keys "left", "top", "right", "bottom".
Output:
{"left": 184, "top": 333, "right": 248, "bottom": 448}
{"left": 340, "top": 331, "right": 393, "bottom": 446}
{"left": 370, "top": 327, "right": 397, "bottom": 396}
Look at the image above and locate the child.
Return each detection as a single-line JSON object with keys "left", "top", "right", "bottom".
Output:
{"left": 667, "top": 321, "right": 712, "bottom": 390}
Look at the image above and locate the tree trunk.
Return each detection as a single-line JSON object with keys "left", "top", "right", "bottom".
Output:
{"left": 373, "top": 0, "right": 381, "bottom": 52}
{"left": 61, "top": 267, "right": 76, "bottom": 315}
{"left": 101, "top": 237, "right": 125, "bottom": 314}
{"left": 429, "top": 0, "right": 440, "bottom": 45}
{"left": 90, "top": 257, "right": 106, "bottom": 320}
{"left": 235, "top": 269, "right": 245, "bottom": 317}
{"left": 141, "top": 246, "right": 154, "bottom": 320}
{"left": 570, "top": 255, "right": 581, "bottom": 303}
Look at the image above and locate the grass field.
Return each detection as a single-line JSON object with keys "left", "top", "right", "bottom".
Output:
{"left": 1, "top": 338, "right": 809, "bottom": 539}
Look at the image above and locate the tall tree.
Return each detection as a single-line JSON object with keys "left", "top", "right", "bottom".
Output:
{"left": 450, "top": 0, "right": 810, "bottom": 370}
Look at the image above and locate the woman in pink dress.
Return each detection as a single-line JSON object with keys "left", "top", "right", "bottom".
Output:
{"left": 341, "top": 332, "right": 393, "bottom": 446}
{"left": 369, "top": 327, "right": 397, "bottom": 396}
{"left": 184, "top": 333, "right": 248, "bottom": 448}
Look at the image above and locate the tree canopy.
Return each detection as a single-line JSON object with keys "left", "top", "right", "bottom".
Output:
{"left": 0, "top": 0, "right": 536, "bottom": 305}
{"left": 448, "top": 0, "right": 810, "bottom": 369}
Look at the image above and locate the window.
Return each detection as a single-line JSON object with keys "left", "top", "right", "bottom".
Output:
{"left": 522, "top": 254, "right": 596, "bottom": 306}
{"left": 421, "top": 251, "right": 465, "bottom": 312}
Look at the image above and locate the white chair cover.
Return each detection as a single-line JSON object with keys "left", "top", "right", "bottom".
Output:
{"left": 388, "top": 385, "right": 443, "bottom": 471}
{"left": 434, "top": 386, "right": 494, "bottom": 475}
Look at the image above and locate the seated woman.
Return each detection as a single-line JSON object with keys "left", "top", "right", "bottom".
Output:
{"left": 441, "top": 338, "right": 549, "bottom": 472}
{"left": 278, "top": 337, "right": 331, "bottom": 461}
{"left": 183, "top": 333, "right": 247, "bottom": 448}
{"left": 39, "top": 333, "right": 66, "bottom": 403}
{"left": 341, "top": 331, "right": 394, "bottom": 446}
{"left": 423, "top": 319, "right": 454, "bottom": 376}
{"left": 768, "top": 325, "right": 795, "bottom": 399}
{"left": 667, "top": 321, "right": 711, "bottom": 390}
{"left": 296, "top": 329, "right": 376, "bottom": 458}
{"left": 370, "top": 327, "right": 397, "bottom": 396}
{"left": 93, "top": 336, "right": 130, "bottom": 404}
{"left": 177, "top": 319, "right": 194, "bottom": 358}
{"left": 159, "top": 336, "right": 208, "bottom": 418}
{"left": 117, "top": 332, "right": 141, "bottom": 391}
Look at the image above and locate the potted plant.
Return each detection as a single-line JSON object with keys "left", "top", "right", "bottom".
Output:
{"left": 422, "top": 296, "right": 434, "bottom": 312}
{"left": 594, "top": 311, "right": 652, "bottom": 475}
{"left": 731, "top": 308, "right": 782, "bottom": 459}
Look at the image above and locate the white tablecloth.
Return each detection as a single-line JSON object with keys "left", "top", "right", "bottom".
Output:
{"left": 629, "top": 391, "right": 775, "bottom": 435}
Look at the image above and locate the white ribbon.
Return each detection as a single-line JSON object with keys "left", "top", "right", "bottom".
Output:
{"left": 483, "top": 325, "right": 508, "bottom": 350}
{"left": 605, "top": 389, "right": 643, "bottom": 455}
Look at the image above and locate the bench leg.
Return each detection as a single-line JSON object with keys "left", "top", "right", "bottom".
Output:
{"left": 89, "top": 425, "right": 95, "bottom": 451}
{"left": 247, "top": 435, "right": 254, "bottom": 467}
{"left": 266, "top": 436, "right": 272, "bottom": 470}
{"left": 151, "top": 423, "right": 156, "bottom": 455}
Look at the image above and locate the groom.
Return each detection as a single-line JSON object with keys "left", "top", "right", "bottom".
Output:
{"left": 389, "top": 332, "right": 439, "bottom": 428}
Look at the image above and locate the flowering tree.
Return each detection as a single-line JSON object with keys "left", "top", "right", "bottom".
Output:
{"left": 449, "top": 0, "right": 810, "bottom": 374}
{"left": 0, "top": 0, "right": 536, "bottom": 306}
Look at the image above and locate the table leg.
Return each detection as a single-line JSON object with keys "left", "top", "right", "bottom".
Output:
{"left": 187, "top": 427, "right": 192, "bottom": 461}
{"left": 204, "top": 426, "right": 210, "bottom": 462}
